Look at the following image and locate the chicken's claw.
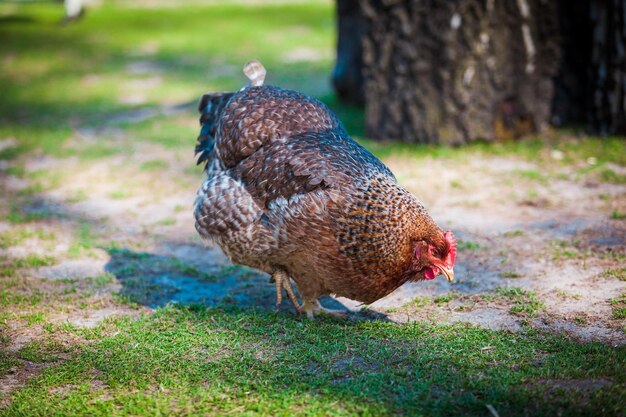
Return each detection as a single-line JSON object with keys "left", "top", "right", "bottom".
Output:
{"left": 271, "top": 268, "right": 300, "bottom": 313}
{"left": 300, "top": 299, "right": 347, "bottom": 319}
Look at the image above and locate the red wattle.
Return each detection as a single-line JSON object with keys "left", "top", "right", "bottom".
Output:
{"left": 424, "top": 267, "right": 437, "bottom": 280}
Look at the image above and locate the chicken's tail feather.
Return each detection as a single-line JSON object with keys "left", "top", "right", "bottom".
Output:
{"left": 196, "top": 92, "right": 235, "bottom": 168}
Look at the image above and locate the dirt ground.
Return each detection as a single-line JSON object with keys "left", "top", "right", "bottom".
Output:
{"left": 1, "top": 125, "right": 625, "bottom": 373}
{"left": 378, "top": 155, "right": 626, "bottom": 344}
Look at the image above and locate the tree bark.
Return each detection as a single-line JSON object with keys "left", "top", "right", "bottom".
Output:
{"left": 360, "top": 0, "right": 560, "bottom": 144}
{"left": 337, "top": 0, "right": 626, "bottom": 143}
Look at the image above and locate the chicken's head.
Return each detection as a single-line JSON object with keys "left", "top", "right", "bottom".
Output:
{"left": 413, "top": 230, "right": 456, "bottom": 282}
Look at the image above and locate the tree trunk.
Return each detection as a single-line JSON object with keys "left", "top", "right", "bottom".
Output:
{"left": 550, "top": 0, "right": 592, "bottom": 128}
{"left": 588, "top": 0, "right": 626, "bottom": 135}
{"left": 552, "top": 0, "right": 626, "bottom": 136}
{"left": 332, "top": 0, "right": 366, "bottom": 105}
{"left": 338, "top": 0, "right": 626, "bottom": 143}
{"left": 360, "top": 0, "right": 560, "bottom": 144}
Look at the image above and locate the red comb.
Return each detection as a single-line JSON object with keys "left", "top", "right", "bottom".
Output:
{"left": 444, "top": 231, "right": 457, "bottom": 266}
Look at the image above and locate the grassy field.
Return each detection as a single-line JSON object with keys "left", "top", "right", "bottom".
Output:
{"left": 1, "top": 1, "right": 625, "bottom": 416}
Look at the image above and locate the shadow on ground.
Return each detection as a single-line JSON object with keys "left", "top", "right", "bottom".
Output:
{"left": 105, "top": 246, "right": 350, "bottom": 314}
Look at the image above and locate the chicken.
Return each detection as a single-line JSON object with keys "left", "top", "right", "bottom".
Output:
{"left": 194, "top": 61, "right": 457, "bottom": 318}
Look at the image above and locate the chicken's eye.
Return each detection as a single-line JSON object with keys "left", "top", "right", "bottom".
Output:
{"left": 429, "top": 245, "right": 443, "bottom": 258}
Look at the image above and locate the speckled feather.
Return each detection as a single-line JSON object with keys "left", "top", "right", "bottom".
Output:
{"left": 194, "top": 84, "right": 450, "bottom": 304}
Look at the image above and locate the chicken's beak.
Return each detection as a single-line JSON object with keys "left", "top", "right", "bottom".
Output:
{"left": 439, "top": 265, "right": 455, "bottom": 283}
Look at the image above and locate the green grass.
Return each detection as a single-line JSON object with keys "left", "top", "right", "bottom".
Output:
{"left": 551, "top": 241, "right": 582, "bottom": 262}
{"left": 84, "top": 273, "right": 117, "bottom": 288}
{"left": 603, "top": 268, "right": 626, "bottom": 281}
{"left": 154, "top": 217, "right": 176, "bottom": 226}
{"left": 140, "top": 159, "right": 169, "bottom": 171}
{"left": 503, "top": 230, "right": 525, "bottom": 238}
{"left": 0, "top": 228, "right": 56, "bottom": 249}
{"left": 497, "top": 288, "right": 545, "bottom": 318}
{"left": 0, "top": 349, "right": 21, "bottom": 379}
{"left": 6, "top": 254, "right": 56, "bottom": 269}
{"left": 456, "top": 240, "right": 482, "bottom": 251}
{"left": 600, "top": 169, "right": 626, "bottom": 184}
{"left": 1, "top": 305, "right": 625, "bottom": 417}
{"left": 514, "top": 169, "right": 549, "bottom": 183}
{"left": 0, "top": 288, "right": 43, "bottom": 308}
{"left": 0, "top": 1, "right": 333, "bottom": 145}
{"left": 410, "top": 297, "right": 432, "bottom": 309}
{"left": 67, "top": 223, "right": 97, "bottom": 258}
{"left": 108, "top": 189, "right": 131, "bottom": 199}
{"left": 22, "top": 311, "right": 46, "bottom": 326}
{"left": 609, "top": 294, "right": 626, "bottom": 320}
{"left": 5, "top": 200, "right": 61, "bottom": 224}
{"left": 434, "top": 293, "right": 458, "bottom": 304}
{"left": 18, "top": 341, "right": 68, "bottom": 363}
{"left": 500, "top": 271, "right": 523, "bottom": 279}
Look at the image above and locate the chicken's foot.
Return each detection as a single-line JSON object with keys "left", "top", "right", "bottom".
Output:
{"left": 271, "top": 268, "right": 300, "bottom": 313}
{"left": 300, "top": 298, "right": 347, "bottom": 319}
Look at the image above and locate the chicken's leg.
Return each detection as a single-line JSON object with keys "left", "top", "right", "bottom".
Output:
{"left": 300, "top": 298, "right": 347, "bottom": 319}
{"left": 271, "top": 268, "right": 300, "bottom": 312}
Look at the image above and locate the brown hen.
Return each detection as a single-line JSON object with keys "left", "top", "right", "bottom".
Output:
{"left": 194, "top": 61, "right": 456, "bottom": 318}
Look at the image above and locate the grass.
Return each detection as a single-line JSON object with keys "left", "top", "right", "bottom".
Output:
{"left": 0, "top": 350, "right": 20, "bottom": 379}
{"left": 18, "top": 341, "right": 68, "bottom": 363}
{"left": 497, "top": 287, "right": 545, "bottom": 318}
{"left": 500, "top": 271, "right": 523, "bottom": 279}
{"left": 551, "top": 241, "right": 582, "bottom": 262}
{"left": 603, "top": 268, "right": 626, "bottom": 281}
{"left": 553, "top": 290, "right": 582, "bottom": 300}
{"left": 154, "top": 217, "right": 176, "bottom": 226}
{"left": 456, "top": 240, "right": 482, "bottom": 251}
{"left": 108, "top": 189, "right": 132, "bottom": 199}
{"left": 514, "top": 169, "right": 549, "bottom": 183}
{"left": 600, "top": 169, "right": 626, "bottom": 184}
{"left": 609, "top": 294, "right": 626, "bottom": 320}
{"left": 0, "top": 227, "right": 56, "bottom": 249}
{"left": 434, "top": 293, "right": 458, "bottom": 304}
{"left": 4, "top": 254, "right": 56, "bottom": 269}
{"left": 84, "top": 273, "right": 117, "bottom": 288}
{"left": 0, "top": 288, "right": 43, "bottom": 309}
{"left": 67, "top": 223, "right": 97, "bottom": 258}
{"left": 22, "top": 311, "right": 46, "bottom": 326}
{"left": 5, "top": 200, "right": 60, "bottom": 224}
{"left": 1, "top": 305, "right": 625, "bottom": 417}
{"left": 140, "top": 159, "right": 169, "bottom": 171}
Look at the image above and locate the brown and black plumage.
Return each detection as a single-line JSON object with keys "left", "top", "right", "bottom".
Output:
{"left": 194, "top": 61, "right": 457, "bottom": 318}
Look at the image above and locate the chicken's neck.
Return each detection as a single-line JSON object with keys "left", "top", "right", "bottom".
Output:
{"left": 336, "top": 176, "right": 441, "bottom": 295}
